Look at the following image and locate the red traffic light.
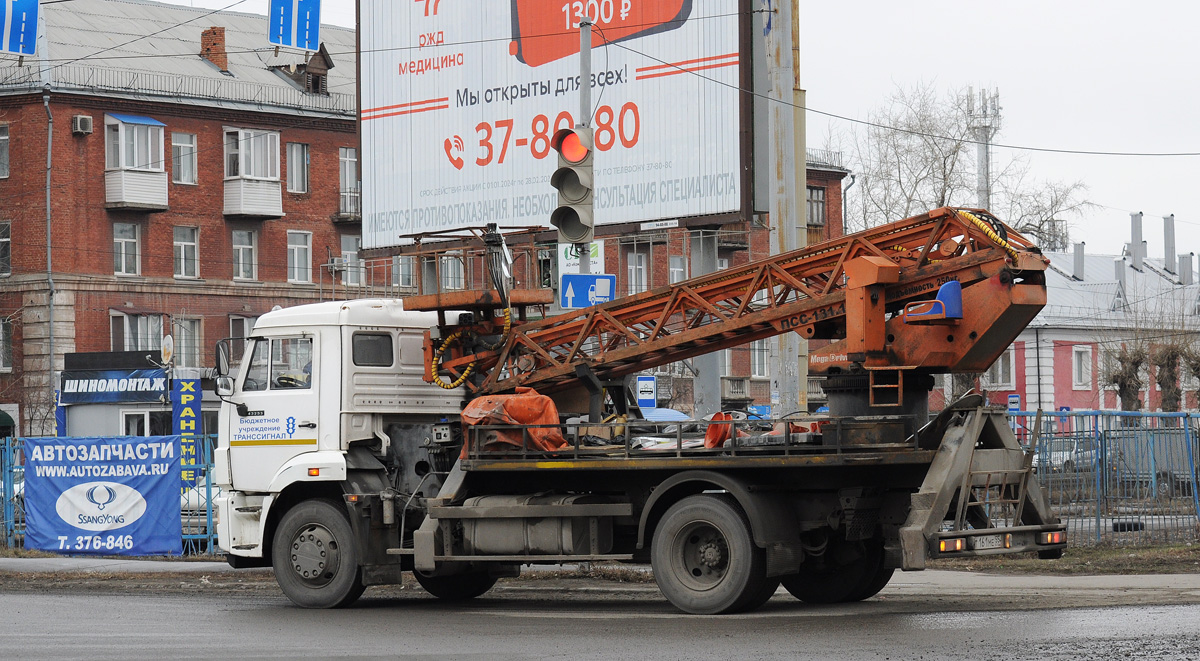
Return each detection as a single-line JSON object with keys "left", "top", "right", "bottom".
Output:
{"left": 552, "top": 128, "right": 592, "bottom": 164}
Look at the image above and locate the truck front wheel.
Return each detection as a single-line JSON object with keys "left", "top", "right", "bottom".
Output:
{"left": 272, "top": 500, "right": 366, "bottom": 608}
{"left": 651, "top": 494, "right": 768, "bottom": 615}
{"left": 414, "top": 570, "right": 498, "bottom": 601}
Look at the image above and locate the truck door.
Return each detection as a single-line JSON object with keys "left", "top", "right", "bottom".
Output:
{"left": 227, "top": 336, "right": 319, "bottom": 492}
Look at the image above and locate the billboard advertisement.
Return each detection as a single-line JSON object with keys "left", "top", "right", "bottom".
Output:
{"left": 361, "top": 0, "right": 741, "bottom": 249}
{"left": 24, "top": 436, "right": 183, "bottom": 556}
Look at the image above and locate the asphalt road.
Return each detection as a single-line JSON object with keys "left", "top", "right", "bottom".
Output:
{"left": 3, "top": 579, "right": 1200, "bottom": 660}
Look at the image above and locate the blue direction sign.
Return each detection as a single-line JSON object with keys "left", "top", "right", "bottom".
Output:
{"left": 268, "top": 0, "right": 322, "bottom": 51}
{"left": 560, "top": 274, "right": 616, "bottom": 309}
{"left": 1, "top": 0, "right": 39, "bottom": 56}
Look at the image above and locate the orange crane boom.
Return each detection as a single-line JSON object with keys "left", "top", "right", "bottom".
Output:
{"left": 416, "top": 207, "right": 1047, "bottom": 398}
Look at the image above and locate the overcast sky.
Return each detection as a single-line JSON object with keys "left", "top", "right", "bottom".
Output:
{"left": 164, "top": 0, "right": 1200, "bottom": 260}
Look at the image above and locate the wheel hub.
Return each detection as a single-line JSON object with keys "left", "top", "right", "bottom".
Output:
{"left": 290, "top": 523, "right": 339, "bottom": 587}
{"left": 697, "top": 541, "right": 724, "bottom": 568}
{"left": 674, "top": 523, "right": 730, "bottom": 591}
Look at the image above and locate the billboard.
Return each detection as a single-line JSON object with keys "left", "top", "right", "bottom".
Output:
{"left": 361, "top": 0, "right": 741, "bottom": 249}
{"left": 24, "top": 436, "right": 182, "bottom": 556}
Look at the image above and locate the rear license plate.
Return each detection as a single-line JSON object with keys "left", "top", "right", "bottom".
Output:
{"left": 972, "top": 534, "right": 1005, "bottom": 550}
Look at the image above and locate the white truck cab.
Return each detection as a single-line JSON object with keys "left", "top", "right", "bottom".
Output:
{"left": 213, "top": 299, "right": 462, "bottom": 562}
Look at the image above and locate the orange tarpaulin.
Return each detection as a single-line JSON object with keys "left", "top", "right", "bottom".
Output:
{"left": 460, "top": 387, "right": 567, "bottom": 457}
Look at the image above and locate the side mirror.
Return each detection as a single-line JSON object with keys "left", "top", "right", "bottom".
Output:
{"left": 215, "top": 376, "right": 234, "bottom": 397}
{"left": 216, "top": 341, "right": 231, "bottom": 376}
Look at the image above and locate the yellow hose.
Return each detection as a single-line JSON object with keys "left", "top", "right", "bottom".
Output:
{"left": 959, "top": 210, "right": 1020, "bottom": 261}
{"left": 429, "top": 308, "right": 511, "bottom": 390}
{"left": 430, "top": 330, "right": 475, "bottom": 390}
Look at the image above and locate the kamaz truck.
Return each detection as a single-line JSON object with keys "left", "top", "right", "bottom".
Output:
{"left": 212, "top": 209, "right": 1066, "bottom": 614}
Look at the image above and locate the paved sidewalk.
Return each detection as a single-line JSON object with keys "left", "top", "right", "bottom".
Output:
{"left": 2, "top": 556, "right": 1200, "bottom": 594}
{"left": 0, "top": 557, "right": 238, "bottom": 573}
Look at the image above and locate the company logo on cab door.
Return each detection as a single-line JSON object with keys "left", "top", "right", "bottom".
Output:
{"left": 55, "top": 481, "right": 147, "bottom": 531}
{"left": 510, "top": 0, "right": 693, "bottom": 67}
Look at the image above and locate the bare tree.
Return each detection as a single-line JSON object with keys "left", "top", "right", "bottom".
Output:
{"left": 844, "top": 82, "right": 1091, "bottom": 243}
{"left": 1103, "top": 342, "right": 1148, "bottom": 412}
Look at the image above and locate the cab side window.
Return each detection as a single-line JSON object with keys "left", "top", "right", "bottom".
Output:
{"left": 272, "top": 337, "right": 313, "bottom": 389}
{"left": 352, "top": 333, "right": 393, "bottom": 367}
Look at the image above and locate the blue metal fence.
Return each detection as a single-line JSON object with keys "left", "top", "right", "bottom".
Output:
{"left": 2, "top": 435, "right": 218, "bottom": 554}
{"left": 5, "top": 415, "right": 1200, "bottom": 552}
{"left": 1011, "top": 411, "right": 1200, "bottom": 546}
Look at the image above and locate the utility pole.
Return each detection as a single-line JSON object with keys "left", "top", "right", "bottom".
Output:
{"left": 763, "top": 0, "right": 803, "bottom": 416}
{"left": 577, "top": 20, "right": 592, "bottom": 276}
{"left": 969, "top": 87, "right": 1000, "bottom": 210}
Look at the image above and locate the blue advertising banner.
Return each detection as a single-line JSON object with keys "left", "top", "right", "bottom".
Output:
{"left": 172, "top": 380, "right": 202, "bottom": 488}
{"left": 24, "top": 436, "right": 182, "bottom": 555}
{"left": 59, "top": 369, "right": 168, "bottom": 404}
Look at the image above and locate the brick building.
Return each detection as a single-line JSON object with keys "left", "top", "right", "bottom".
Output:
{"left": 0, "top": 0, "right": 358, "bottom": 435}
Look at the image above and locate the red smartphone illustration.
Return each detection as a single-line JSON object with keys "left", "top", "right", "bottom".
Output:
{"left": 510, "top": 0, "right": 693, "bottom": 68}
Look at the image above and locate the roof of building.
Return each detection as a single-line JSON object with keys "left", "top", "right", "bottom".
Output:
{"left": 1035, "top": 249, "right": 1200, "bottom": 332}
{"left": 0, "top": 0, "right": 355, "bottom": 118}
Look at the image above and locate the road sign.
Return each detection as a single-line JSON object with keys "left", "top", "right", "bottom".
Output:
{"left": 560, "top": 274, "right": 616, "bottom": 309}
{"left": 636, "top": 376, "right": 657, "bottom": 408}
{"left": 1007, "top": 394, "right": 1021, "bottom": 413}
{"left": 1, "top": 0, "right": 39, "bottom": 56}
{"left": 268, "top": 0, "right": 321, "bottom": 51}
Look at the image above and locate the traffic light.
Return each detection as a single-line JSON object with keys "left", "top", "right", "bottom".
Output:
{"left": 550, "top": 126, "right": 594, "bottom": 244}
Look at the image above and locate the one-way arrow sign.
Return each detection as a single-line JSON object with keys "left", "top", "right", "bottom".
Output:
{"left": 1, "top": 0, "right": 38, "bottom": 56}
{"left": 268, "top": 0, "right": 321, "bottom": 51}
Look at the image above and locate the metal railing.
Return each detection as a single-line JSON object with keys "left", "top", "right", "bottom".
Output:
{"left": 5, "top": 413, "right": 1200, "bottom": 553}
{"left": 1010, "top": 411, "right": 1200, "bottom": 546}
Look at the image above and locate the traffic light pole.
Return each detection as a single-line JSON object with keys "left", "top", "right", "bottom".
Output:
{"left": 577, "top": 20, "right": 592, "bottom": 275}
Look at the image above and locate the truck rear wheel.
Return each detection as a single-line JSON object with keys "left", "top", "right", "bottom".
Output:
{"left": 651, "top": 494, "right": 768, "bottom": 615}
{"left": 782, "top": 537, "right": 884, "bottom": 604}
{"left": 272, "top": 500, "right": 366, "bottom": 609}
{"left": 414, "top": 570, "right": 498, "bottom": 601}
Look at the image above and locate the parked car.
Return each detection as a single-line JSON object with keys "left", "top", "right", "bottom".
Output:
{"left": 1035, "top": 435, "right": 1113, "bottom": 473}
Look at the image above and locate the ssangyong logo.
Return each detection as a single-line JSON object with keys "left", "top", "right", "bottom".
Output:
{"left": 56, "top": 481, "right": 146, "bottom": 531}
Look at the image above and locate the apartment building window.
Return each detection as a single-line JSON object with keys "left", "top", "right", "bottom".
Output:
{"left": 105, "top": 115, "right": 165, "bottom": 171}
{"left": 440, "top": 251, "right": 465, "bottom": 290}
{"left": 0, "top": 319, "right": 11, "bottom": 372}
{"left": 751, "top": 340, "right": 769, "bottom": 378}
{"left": 392, "top": 255, "right": 415, "bottom": 289}
{"left": 627, "top": 249, "right": 648, "bottom": 294}
{"left": 0, "top": 125, "right": 9, "bottom": 178}
{"left": 287, "top": 142, "right": 309, "bottom": 193}
{"left": 669, "top": 255, "right": 688, "bottom": 284}
{"left": 339, "top": 147, "right": 360, "bottom": 215}
{"left": 985, "top": 348, "right": 1014, "bottom": 389}
{"left": 341, "top": 234, "right": 363, "bottom": 286}
{"left": 806, "top": 187, "right": 826, "bottom": 226}
{"left": 232, "top": 230, "right": 257, "bottom": 280}
{"left": 171, "top": 133, "right": 197, "bottom": 184}
{"left": 1072, "top": 345, "right": 1093, "bottom": 390}
{"left": 111, "top": 313, "right": 162, "bottom": 351}
{"left": 175, "top": 318, "right": 201, "bottom": 368}
{"left": 113, "top": 223, "right": 140, "bottom": 275}
{"left": 225, "top": 129, "right": 280, "bottom": 180}
{"left": 173, "top": 227, "right": 199, "bottom": 278}
{"left": 288, "top": 231, "right": 312, "bottom": 283}
{"left": 0, "top": 221, "right": 9, "bottom": 276}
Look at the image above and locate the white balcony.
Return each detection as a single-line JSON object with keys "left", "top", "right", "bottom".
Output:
{"left": 104, "top": 169, "right": 168, "bottom": 210}
{"left": 224, "top": 178, "right": 282, "bottom": 218}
